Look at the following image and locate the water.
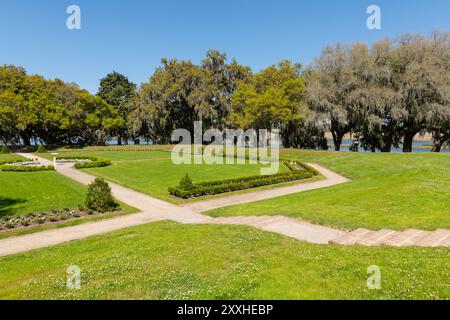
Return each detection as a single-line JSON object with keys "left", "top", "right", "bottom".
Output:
{"left": 332, "top": 140, "right": 449, "bottom": 153}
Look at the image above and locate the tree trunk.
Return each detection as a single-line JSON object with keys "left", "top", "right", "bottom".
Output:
{"left": 20, "top": 132, "right": 31, "bottom": 146}
{"left": 332, "top": 131, "right": 345, "bottom": 151}
{"left": 381, "top": 134, "right": 393, "bottom": 152}
{"left": 402, "top": 133, "right": 415, "bottom": 153}
{"left": 117, "top": 136, "right": 122, "bottom": 146}
{"left": 432, "top": 141, "right": 441, "bottom": 152}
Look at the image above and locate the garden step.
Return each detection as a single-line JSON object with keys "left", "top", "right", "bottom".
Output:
{"left": 416, "top": 229, "right": 450, "bottom": 247}
{"left": 329, "top": 228, "right": 372, "bottom": 245}
{"left": 399, "top": 230, "right": 433, "bottom": 247}
{"left": 381, "top": 229, "right": 424, "bottom": 247}
{"left": 355, "top": 229, "right": 397, "bottom": 246}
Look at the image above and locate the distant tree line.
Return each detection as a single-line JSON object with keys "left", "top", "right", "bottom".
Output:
{"left": 0, "top": 32, "right": 449, "bottom": 152}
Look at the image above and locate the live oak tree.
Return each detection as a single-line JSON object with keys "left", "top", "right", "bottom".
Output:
{"left": 97, "top": 72, "right": 136, "bottom": 145}
{"left": 129, "top": 51, "right": 250, "bottom": 144}
{"left": 305, "top": 44, "right": 353, "bottom": 151}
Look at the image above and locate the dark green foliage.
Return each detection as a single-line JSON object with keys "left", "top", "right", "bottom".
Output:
{"left": 36, "top": 145, "right": 46, "bottom": 153}
{"left": 0, "top": 165, "right": 54, "bottom": 172}
{"left": 179, "top": 174, "right": 194, "bottom": 190}
{"left": 169, "top": 159, "right": 318, "bottom": 198}
{"left": 85, "top": 178, "right": 118, "bottom": 212}
{"left": 74, "top": 159, "right": 111, "bottom": 169}
{"left": 0, "top": 146, "right": 10, "bottom": 154}
{"left": 56, "top": 156, "right": 112, "bottom": 169}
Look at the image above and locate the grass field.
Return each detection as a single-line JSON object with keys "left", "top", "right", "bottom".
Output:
{"left": 0, "top": 153, "right": 26, "bottom": 162}
{"left": 208, "top": 151, "right": 450, "bottom": 230}
{"left": 0, "top": 221, "right": 447, "bottom": 300}
{"left": 0, "top": 171, "right": 88, "bottom": 217}
{"left": 81, "top": 155, "right": 288, "bottom": 202}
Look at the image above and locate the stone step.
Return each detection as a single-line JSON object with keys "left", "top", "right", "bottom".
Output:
{"left": 355, "top": 229, "right": 397, "bottom": 246}
{"left": 416, "top": 229, "right": 450, "bottom": 247}
{"left": 329, "top": 228, "right": 371, "bottom": 245}
{"left": 400, "top": 230, "right": 433, "bottom": 247}
{"left": 381, "top": 229, "right": 424, "bottom": 247}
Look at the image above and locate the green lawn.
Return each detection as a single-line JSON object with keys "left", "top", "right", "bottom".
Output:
{"left": 0, "top": 170, "right": 136, "bottom": 221}
{"left": 0, "top": 221, "right": 447, "bottom": 300}
{"left": 0, "top": 154, "right": 26, "bottom": 163}
{"left": 0, "top": 171, "right": 87, "bottom": 217}
{"left": 81, "top": 156, "right": 287, "bottom": 202}
{"left": 207, "top": 151, "right": 450, "bottom": 231}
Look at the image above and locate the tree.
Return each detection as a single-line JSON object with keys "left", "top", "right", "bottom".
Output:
{"left": 0, "top": 65, "right": 123, "bottom": 146}
{"left": 129, "top": 51, "right": 250, "bottom": 143}
{"left": 229, "top": 60, "right": 308, "bottom": 148}
{"left": 389, "top": 33, "right": 449, "bottom": 152}
{"left": 345, "top": 41, "right": 401, "bottom": 152}
{"left": 97, "top": 72, "right": 136, "bottom": 144}
{"left": 305, "top": 44, "right": 353, "bottom": 151}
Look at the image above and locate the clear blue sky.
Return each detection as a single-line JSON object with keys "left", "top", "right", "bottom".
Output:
{"left": 1, "top": 0, "right": 449, "bottom": 93}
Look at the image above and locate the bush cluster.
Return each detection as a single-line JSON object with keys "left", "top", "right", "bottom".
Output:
{"left": 0, "top": 146, "right": 10, "bottom": 154}
{"left": 85, "top": 178, "right": 118, "bottom": 212}
{"left": 169, "top": 159, "right": 318, "bottom": 199}
{"left": 0, "top": 165, "right": 54, "bottom": 172}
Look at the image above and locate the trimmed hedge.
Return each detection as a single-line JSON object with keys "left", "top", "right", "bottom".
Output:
{"left": 56, "top": 156, "right": 112, "bottom": 169}
{"left": 74, "top": 160, "right": 111, "bottom": 169}
{"left": 0, "top": 165, "right": 54, "bottom": 172}
{"left": 169, "top": 159, "right": 318, "bottom": 199}
{"left": 0, "top": 159, "right": 25, "bottom": 165}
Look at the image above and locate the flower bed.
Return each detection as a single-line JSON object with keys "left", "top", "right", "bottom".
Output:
{"left": 0, "top": 207, "right": 122, "bottom": 232}
{"left": 169, "top": 159, "right": 319, "bottom": 199}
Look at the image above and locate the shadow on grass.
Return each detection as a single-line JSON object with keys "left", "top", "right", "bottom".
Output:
{"left": 0, "top": 197, "right": 27, "bottom": 217}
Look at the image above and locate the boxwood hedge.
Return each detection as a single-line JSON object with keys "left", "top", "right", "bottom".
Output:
{"left": 169, "top": 159, "right": 318, "bottom": 199}
{"left": 56, "top": 156, "right": 112, "bottom": 169}
{"left": 0, "top": 165, "right": 54, "bottom": 172}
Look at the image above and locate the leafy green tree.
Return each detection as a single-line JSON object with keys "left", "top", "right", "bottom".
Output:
{"left": 230, "top": 60, "right": 307, "bottom": 147}
{"left": 97, "top": 72, "right": 136, "bottom": 144}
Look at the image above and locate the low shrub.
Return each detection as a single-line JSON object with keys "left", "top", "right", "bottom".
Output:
{"left": 85, "top": 178, "right": 118, "bottom": 212}
{"left": 74, "top": 159, "right": 111, "bottom": 169}
{"left": 169, "top": 158, "right": 318, "bottom": 199}
{"left": 0, "top": 165, "right": 54, "bottom": 172}
{"left": 0, "top": 159, "right": 23, "bottom": 165}
{"left": 56, "top": 156, "right": 112, "bottom": 169}
{"left": 36, "top": 145, "right": 47, "bottom": 153}
{"left": 0, "top": 146, "right": 10, "bottom": 154}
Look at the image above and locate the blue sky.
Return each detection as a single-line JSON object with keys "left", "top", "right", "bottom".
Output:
{"left": 1, "top": 0, "right": 449, "bottom": 93}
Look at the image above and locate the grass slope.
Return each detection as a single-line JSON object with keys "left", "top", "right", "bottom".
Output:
{"left": 208, "top": 151, "right": 450, "bottom": 230}
{"left": 0, "top": 221, "right": 447, "bottom": 300}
